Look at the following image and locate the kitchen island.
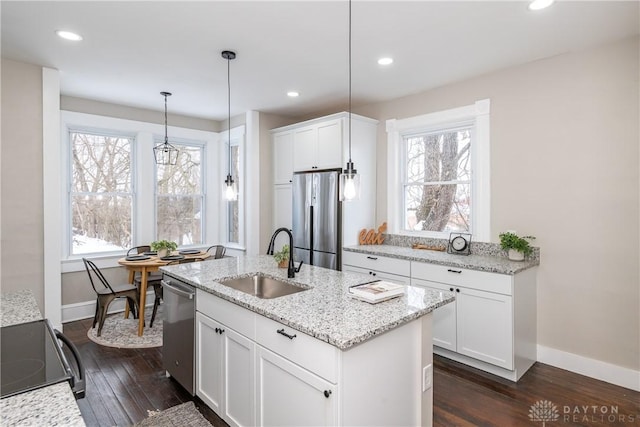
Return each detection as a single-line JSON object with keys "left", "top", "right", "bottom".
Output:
{"left": 161, "top": 255, "right": 454, "bottom": 427}
{"left": 0, "top": 290, "right": 85, "bottom": 427}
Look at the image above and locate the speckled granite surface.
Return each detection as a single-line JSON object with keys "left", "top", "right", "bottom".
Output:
{"left": 161, "top": 255, "right": 454, "bottom": 350}
{"left": 0, "top": 290, "right": 86, "bottom": 427}
{"left": 0, "top": 382, "right": 85, "bottom": 427}
{"left": 344, "top": 244, "right": 539, "bottom": 274}
{"left": 0, "top": 289, "right": 43, "bottom": 327}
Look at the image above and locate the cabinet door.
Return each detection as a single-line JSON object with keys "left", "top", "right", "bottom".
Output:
{"left": 273, "top": 184, "right": 292, "bottom": 252}
{"left": 196, "top": 312, "right": 223, "bottom": 413}
{"left": 273, "top": 132, "right": 294, "bottom": 184}
{"left": 223, "top": 328, "right": 255, "bottom": 427}
{"left": 293, "top": 126, "right": 317, "bottom": 171}
{"left": 343, "top": 265, "right": 410, "bottom": 286}
{"left": 256, "top": 346, "right": 337, "bottom": 427}
{"left": 457, "top": 288, "right": 514, "bottom": 370}
{"left": 411, "top": 279, "right": 457, "bottom": 351}
{"left": 315, "top": 120, "right": 342, "bottom": 169}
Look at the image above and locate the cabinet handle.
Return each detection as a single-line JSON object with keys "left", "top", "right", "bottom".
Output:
{"left": 215, "top": 327, "right": 225, "bottom": 334}
{"left": 366, "top": 256, "right": 378, "bottom": 260}
{"left": 215, "top": 327, "right": 219, "bottom": 333}
{"left": 324, "top": 390, "right": 332, "bottom": 398}
{"left": 277, "top": 328, "right": 297, "bottom": 340}
{"left": 372, "top": 272, "right": 377, "bottom": 276}
{"left": 456, "top": 289, "right": 460, "bottom": 293}
{"left": 447, "top": 269, "right": 462, "bottom": 274}
{"left": 449, "top": 287, "right": 454, "bottom": 292}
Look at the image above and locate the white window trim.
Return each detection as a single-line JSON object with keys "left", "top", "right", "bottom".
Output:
{"left": 386, "top": 99, "right": 490, "bottom": 241}
{"left": 60, "top": 110, "right": 218, "bottom": 272}
{"left": 219, "top": 124, "right": 246, "bottom": 250}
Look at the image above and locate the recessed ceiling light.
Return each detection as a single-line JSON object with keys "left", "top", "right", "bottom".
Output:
{"left": 528, "top": 0, "right": 554, "bottom": 11}
{"left": 55, "top": 30, "right": 83, "bottom": 41}
{"left": 287, "top": 91, "right": 299, "bottom": 98}
{"left": 377, "top": 57, "right": 393, "bottom": 66}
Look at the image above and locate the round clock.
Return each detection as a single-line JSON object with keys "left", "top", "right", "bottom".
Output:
{"left": 451, "top": 236, "right": 468, "bottom": 251}
{"left": 447, "top": 232, "right": 472, "bottom": 255}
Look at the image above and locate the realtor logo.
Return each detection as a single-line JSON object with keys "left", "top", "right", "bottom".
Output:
{"left": 529, "top": 400, "right": 560, "bottom": 426}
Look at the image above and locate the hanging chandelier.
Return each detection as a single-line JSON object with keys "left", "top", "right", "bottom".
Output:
{"left": 339, "top": 0, "right": 360, "bottom": 201}
{"left": 153, "top": 91, "right": 179, "bottom": 165}
{"left": 222, "top": 50, "right": 238, "bottom": 201}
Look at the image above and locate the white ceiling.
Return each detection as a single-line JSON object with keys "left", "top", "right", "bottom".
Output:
{"left": 2, "top": 1, "right": 638, "bottom": 121}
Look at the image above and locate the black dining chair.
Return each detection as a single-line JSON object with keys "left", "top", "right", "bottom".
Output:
{"left": 83, "top": 258, "right": 140, "bottom": 337}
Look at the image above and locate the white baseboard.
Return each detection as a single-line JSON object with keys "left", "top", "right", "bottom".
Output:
{"left": 62, "top": 291, "right": 156, "bottom": 323}
{"left": 537, "top": 345, "right": 640, "bottom": 392}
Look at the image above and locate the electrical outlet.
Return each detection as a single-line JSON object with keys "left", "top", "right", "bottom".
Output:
{"left": 422, "top": 364, "right": 433, "bottom": 391}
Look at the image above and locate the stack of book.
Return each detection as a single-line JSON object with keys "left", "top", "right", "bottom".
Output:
{"left": 348, "top": 280, "right": 405, "bottom": 304}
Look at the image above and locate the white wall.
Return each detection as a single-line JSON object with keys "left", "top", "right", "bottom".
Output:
{"left": 356, "top": 37, "right": 639, "bottom": 373}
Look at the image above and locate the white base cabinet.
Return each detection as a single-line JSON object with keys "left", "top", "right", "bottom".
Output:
{"left": 196, "top": 289, "right": 434, "bottom": 426}
{"left": 196, "top": 312, "right": 255, "bottom": 427}
{"left": 256, "top": 346, "right": 337, "bottom": 427}
{"left": 343, "top": 251, "right": 537, "bottom": 381}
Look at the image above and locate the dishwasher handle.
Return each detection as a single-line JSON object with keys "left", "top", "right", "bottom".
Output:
{"left": 162, "top": 280, "right": 195, "bottom": 299}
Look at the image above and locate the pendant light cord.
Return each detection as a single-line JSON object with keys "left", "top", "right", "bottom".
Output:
{"left": 164, "top": 93, "right": 169, "bottom": 144}
{"left": 227, "top": 55, "right": 232, "bottom": 176}
{"left": 348, "top": 0, "right": 352, "bottom": 164}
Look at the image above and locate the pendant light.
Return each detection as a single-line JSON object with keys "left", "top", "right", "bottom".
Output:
{"left": 222, "top": 50, "right": 237, "bottom": 201}
{"left": 153, "top": 91, "right": 179, "bottom": 165}
{"left": 339, "top": 0, "right": 360, "bottom": 201}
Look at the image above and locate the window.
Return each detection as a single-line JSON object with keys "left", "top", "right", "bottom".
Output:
{"left": 156, "top": 143, "right": 204, "bottom": 246}
{"left": 387, "top": 99, "right": 490, "bottom": 240}
{"left": 69, "top": 131, "right": 133, "bottom": 254}
{"left": 61, "top": 110, "right": 218, "bottom": 266}
{"left": 227, "top": 142, "right": 240, "bottom": 243}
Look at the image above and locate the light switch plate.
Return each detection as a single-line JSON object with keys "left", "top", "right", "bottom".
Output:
{"left": 422, "top": 364, "right": 433, "bottom": 391}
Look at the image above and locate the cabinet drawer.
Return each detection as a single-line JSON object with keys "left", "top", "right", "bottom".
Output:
{"left": 342, "top": 251, "right": 410, "bottom": 277}
{"left": 255, "top": 315, "right": 339, "bottom": 383}
{"left": 343, "top": 265, "right": 410, "bottom": 286}
{"left": 411, "top": 262, "right": 512, "bottom": 295}
{"left": 196, "top": 290, "right": 256, "bottom": 340}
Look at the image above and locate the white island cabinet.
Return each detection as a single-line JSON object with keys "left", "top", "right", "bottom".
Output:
{"left": 162, "top": 256, "right": 452, "bottom": 427}
{"left": 196, "top": 289, "right": 434, "bottom": 427}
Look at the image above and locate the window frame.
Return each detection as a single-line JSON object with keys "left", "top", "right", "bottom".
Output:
{"left": 60, "top": 110, "right": 218, "bottom": 272}
{"left": 386, "top": 99, "right": 491, "bottom": 241}
{"left": 220, "top": 125, "right": 246, "bottom": 250}
{"left": 67, "top": 128, "right": 137, "bottom": 256}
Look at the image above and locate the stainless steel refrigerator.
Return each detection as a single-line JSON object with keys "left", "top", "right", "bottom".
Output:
{"left": 292, "top": 169, "right": 341, "bottom": 270}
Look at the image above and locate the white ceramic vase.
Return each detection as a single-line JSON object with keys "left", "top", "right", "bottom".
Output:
{"left": 157, "top": 248, "right": 169, "bottom": 258}
{"left": 508, "top": 249, "right": 525, "bottom": 261}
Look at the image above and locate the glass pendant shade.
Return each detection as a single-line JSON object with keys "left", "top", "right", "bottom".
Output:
{"left": 224, "top": 174, "right": 237, "bottom": 201}
{"left": 340, "top": 160, "right": 360, "bottom": 201}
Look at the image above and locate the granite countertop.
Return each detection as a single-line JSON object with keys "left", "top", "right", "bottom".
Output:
{"left": 344, "top": 244, "right": 539, "bottom": 275}
{"left": 0, "top": 289, "right": 43, "bottom": 327}
{"left": 161, "top": 255, "right": 454, "bottom": 350}
{"left": 0, "top": 290, "right": 85, "bottom": 427}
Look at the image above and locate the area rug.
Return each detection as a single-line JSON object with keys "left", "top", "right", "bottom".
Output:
{"left": 87, "top": 306, "right": 162, "bottom": 348}
{"left": 134, "top": 401, "right": 212, "bottom": 427}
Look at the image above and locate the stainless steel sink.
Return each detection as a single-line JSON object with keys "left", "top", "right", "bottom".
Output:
{"left": 219, "top": 274, "right": 308, "bottom": 299}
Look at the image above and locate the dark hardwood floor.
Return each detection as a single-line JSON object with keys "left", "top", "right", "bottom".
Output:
{"left": 64, "top": 318, "right": 640, "bottom": 427}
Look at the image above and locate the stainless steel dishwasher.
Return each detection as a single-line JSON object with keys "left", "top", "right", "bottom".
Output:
{"left": 162, "top": 277, "right": 195, "bottom": 395}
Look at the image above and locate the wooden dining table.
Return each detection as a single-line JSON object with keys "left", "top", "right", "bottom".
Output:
{"left": 117, "top": 250, "right": 210, "bottom": 336}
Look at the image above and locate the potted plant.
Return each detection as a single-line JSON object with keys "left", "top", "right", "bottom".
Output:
{"left": 499, "top": 232, "right": 535, "bottom": 261}
{"left": 273, "top": 244, "right": 290, "bottom": 268}
{"left": 151, "top": 240, "right": 178, "bottom": 258}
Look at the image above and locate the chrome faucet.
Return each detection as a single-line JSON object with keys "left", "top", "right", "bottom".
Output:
{"left": 267, "top": 228, "right": 303, "bottom": 278}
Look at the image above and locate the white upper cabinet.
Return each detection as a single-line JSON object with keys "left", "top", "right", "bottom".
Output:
{"left": 273, "top": 131, "right": 294, "bottom": 184}
{"left": 291, "top": 119, "right": 342, "bottom": 171}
